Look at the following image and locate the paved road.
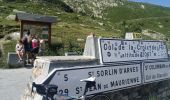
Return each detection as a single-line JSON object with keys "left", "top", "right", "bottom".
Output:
{"left": 0, "top": 68, "right": 32, "bottom": 100}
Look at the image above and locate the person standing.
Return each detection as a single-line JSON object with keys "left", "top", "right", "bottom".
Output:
{"left": 31, "top": 35, "right": 39, "bottom": 59}
{"left": 22, "top": 30, "right": 31, "bottom": 53}
{"left": 39, "top": 39, "right": 45, "bottom": 56}
{"left": 32, "top": 36, "right": 38, "bottom": 49}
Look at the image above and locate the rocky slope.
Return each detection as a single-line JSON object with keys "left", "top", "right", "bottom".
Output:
{"left": 63, "top": 0, "right": 126, "bottom": 18}
{"left": 26, "top": 0, "right": 126, "bottom": 18}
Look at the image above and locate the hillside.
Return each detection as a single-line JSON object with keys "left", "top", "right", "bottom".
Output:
{"left": 63, "top": 0, "right": 127, "bottom": 18}
{"left": 105, "top": 2, "right": 170, "bottom": 40}
{"left": 0, "top": 1, "right": 170, "bottom": 39}
{"left": 0, "top": 0, "right": 170, "bottom": 67}
{"left": 105, "top": 2, "right": 170, "bottom": 22}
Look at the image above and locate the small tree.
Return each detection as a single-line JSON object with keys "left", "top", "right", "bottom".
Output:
{"left": 125, "top": 22, "right": 143, "bottom": 33}
{"left": 120, "top": 20, "right": 128, "bottom": 38}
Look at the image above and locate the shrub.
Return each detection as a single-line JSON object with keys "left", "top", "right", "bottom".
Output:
{"left": 0, "top": 40, "right": 16, "bottom": 68}
{"left": 44, "top": 42, "right": 64, "bottom": 56}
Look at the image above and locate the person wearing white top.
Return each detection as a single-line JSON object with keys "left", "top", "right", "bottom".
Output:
{"left": 16, "top": 39, "right": 25, "bottom": 61}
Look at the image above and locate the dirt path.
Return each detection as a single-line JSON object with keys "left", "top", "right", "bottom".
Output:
{"left": 0, "top": 68, "right": 32, "bottom": 100}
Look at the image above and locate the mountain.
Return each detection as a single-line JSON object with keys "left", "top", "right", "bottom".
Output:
{"left": 0, "top": 0, "right": 170, "bottom": 37}
{"left": 105, "top": 2, "right": 170, "bottom": 22}
{"left": 1, "top": 0, "right": 170, "bottom": 67}
{"left": 0, "top": 0, "right": 170, "bottom": 54}
{"left": 62, "top": 0, "right": 127, "bottom": 18}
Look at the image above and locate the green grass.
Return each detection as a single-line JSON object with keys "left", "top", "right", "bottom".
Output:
{"left": 142, "top": 18, "right": 170, "bottom": 37}
{"left": 105, "top": 2, "right": 170, "bottom": 40}
{"left": 0, "top": 40, "right": 16, "bottom": 68}
{"left": 114, "top": 17, "right": 170, "bottom": 38}
{"left": 105, "top": 2, "right": 170, "bottom": 23}
{"left": 0, "top": 1, "right": 170, "bottom": 68}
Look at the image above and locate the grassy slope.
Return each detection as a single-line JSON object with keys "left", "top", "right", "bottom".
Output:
{"left": 1, "top": 1, "right": 169, "bottom": 40}
{"left": 103, "top": 1, "right": 170, "bottom": 41}
{"left": 0, "top": 1, "right": 119, "bottom": 38}
{"left": 0, "top": 1, "right": 119, "bottom": 68}
{"left": 0, "top": 1, "right": 170, "bottom": 67}
{"left": 105, "top": 2, "right": 170, "bottom": 23}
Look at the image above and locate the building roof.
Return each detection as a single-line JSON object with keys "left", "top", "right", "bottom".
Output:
{"left": 16, "top": 13, "right": 57, "bottom": 23}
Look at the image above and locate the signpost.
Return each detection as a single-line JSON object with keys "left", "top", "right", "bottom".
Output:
{"left": 40, "top": 64, "right": 142, "bottom": 97}
{"left": 143, "top": 61, "right": 170, "bottom": 83}
{"left": 36, "top": 38, "right": 170, "bottom": 98}
{"left": 31, "top": 37, "right": 170, "bottom": 100}
{"left": 99, "top": 39, "right": 168, "bottom": 64}
{"left": 36, "top": 61, "right": 170, "bottom": 98}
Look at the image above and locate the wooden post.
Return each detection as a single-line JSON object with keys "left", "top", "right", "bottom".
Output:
{"left": 20, "top": 21, "right": 23, "bottom": 39}
{"left": 48, "top": 24, "right": 51, "bottom": 47}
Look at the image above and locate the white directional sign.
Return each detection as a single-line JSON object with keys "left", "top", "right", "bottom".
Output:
{"left": 99, "top": 39, "right": 168, "bottom": 64}
{"left": 143, "top": 61, "right": 170, "bottom": 83}
{"left": 40, "top": 64, "right": 142, "bottom": 97}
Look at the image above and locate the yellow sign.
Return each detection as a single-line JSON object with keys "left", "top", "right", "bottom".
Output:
{"left": 133, "top": 32, "right": 142, "bottom": 39}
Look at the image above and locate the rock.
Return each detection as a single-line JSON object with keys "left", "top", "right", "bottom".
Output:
{"left": 10, "top": 32, "right": 20, "bottom": 40}
{"left": 113, "top": 3, "right": 118, "bottom": 7}
{"left": 98, "top": 22, "right": 104, "bottom": 26}
{"left": 120, "top": 2, "right": 124, "bottom": 5}
{"left": 57, "top": 12, "right": 61, "bottom": 15}
{"left": 6, "top": 15, "right": 16, "bottom": 20}
{"left": 80, "top": 24, "right": 85, "bottom": 27}
{"left": 4, "top": 35, "right": 12, "bottom": 40}
{"left": 141, "top": 4, "right": 145, "bottom": 9}
{"left": 77, "top": 38, "right": 84, "bottom": 42}
{"left": 63, "top": 0, "right": 126, "bottom": 18}
{"left": 7, "top": 52, "right": 24, "bottom": 68}
{"left": 159, "top": 25, "right": 163, "bottom": 28}
{"left": 13, "top": 9, "right": 25, "bottom": 13}
{"left": 0, "top": 6, "right": 5, "bottom": 8}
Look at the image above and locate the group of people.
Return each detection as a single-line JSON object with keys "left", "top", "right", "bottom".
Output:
{"left": 15, "top": 30, "right": 45, "bottom": 62}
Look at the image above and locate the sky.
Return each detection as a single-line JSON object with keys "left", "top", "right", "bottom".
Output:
{"left": 129, "top": 0, "right": 170, "bottom": 7}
